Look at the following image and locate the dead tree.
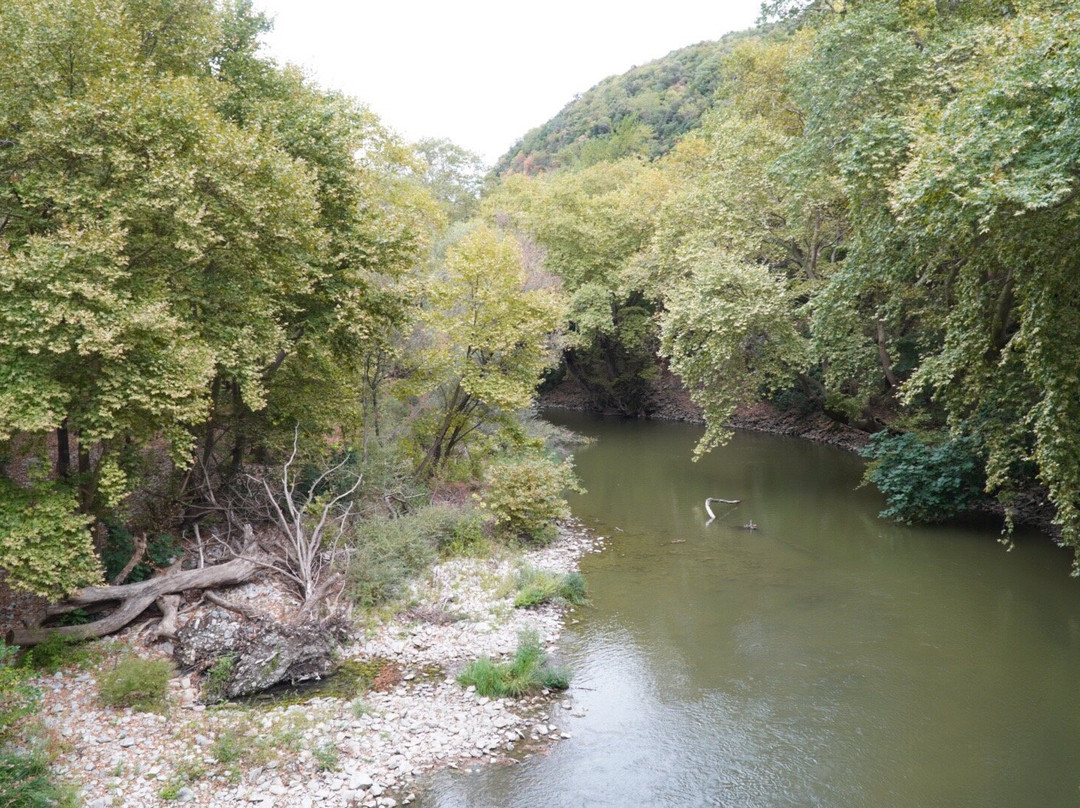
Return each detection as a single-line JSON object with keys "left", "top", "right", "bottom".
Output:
{"left": 251, "top": 426, "right": 362, "bottom": 615}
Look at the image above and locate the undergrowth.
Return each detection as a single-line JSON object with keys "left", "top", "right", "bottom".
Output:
{"left": 95, "top": 655, "right": 174, "bottom": 712}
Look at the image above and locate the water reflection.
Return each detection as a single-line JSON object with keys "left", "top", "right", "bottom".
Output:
{"left": 418, "top": 414, "right": 1080, "bottom": 807}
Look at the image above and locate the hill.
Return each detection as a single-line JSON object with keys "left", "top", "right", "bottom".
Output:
{"left": 494, "top": 30, "right": 758, "bottom": 175}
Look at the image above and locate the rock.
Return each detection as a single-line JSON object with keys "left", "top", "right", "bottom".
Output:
{"left": 176, "top": 787, "right": 196, "bottom": 802}
{"left": 349, "top": 772, "right": 374, "bottom": 790}
{"left": 174, "top": 610, "right": 336, "bottom": 700}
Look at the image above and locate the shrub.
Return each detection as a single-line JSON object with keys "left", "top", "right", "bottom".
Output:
{"left": 458, "top": 630, "right": 569, "bottom": 698}
{"left": 342, "top": 510, "right": 441, "bottom": 607}
{"left": 95, "top": 655, "right": 173, "bottom": 712}
{"left": 481, "top": 455, "right": 582, "bottom": 543}
{"left": 512, "top": 566, "right": 588, "bottom": 608}
{"left": 862, "top": 431, "right": 986, "bottom": 524}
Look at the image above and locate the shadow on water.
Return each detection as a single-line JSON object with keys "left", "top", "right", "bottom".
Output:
{"left": 415, "top": 412, "right": 1080, "bottom": 808}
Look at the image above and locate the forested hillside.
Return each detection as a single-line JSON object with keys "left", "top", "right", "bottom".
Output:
{"left": 495, "top": 33, "right": 758, "bottom": 175}
{"left": 485, "top": 0, "right": 1080, "bottom": 561}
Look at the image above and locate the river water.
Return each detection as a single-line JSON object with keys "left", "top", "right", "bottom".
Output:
{"left": 416, "top": 413, "right": 1080, "bottom": 807}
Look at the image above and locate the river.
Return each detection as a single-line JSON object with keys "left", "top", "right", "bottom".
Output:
{"left": 416, "top": 413, "right": 1080, "bottom": 807}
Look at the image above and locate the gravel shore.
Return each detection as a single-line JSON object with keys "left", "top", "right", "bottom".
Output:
{"left": 35, "top": 521, "right": 603, "bottom": 808}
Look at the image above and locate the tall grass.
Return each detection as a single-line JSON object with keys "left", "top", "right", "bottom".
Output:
{"left": 512, "top": 565, "right": 588, "bottom": 608}
{"left": 458, "top": 631, "right": 569, "bottom": 698}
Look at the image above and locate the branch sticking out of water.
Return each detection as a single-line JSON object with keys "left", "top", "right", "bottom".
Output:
{"left": 705, "top": 497, "right": 741, "bottom": 525}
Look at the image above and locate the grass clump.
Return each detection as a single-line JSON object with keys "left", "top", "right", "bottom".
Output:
{"left": 95, "top": 655, "right": 173, "bottom": 712}
{"left": 210, "top": 729, "right": 246, "bottom": 764}
{"left": 458, "top": 631, "right": 569, "bottom": 698}
{"left": 19, "top": 633, "right": 100, "bottom": 674}
{"left": 202, "top": 654, "right": 236, "bottom": 704}
{"left": 512, "top": 565, "right": 588, "bottom": 609}
{"left": 0, "top": 641, "right": 78, "bottom": 808}
{"left": 0, "top": 747, "right": 79, "bottom": 808}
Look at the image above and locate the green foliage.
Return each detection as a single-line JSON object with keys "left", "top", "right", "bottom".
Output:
{"left": 0, "top": 641, "right": 76, "bottom": 808}
{"left": 457, "top": 630, "right": 569, "bottom": 698}
{"left": 95, "top": 655, "right": 173, "bottom": 712}
{"left": 512, "top": 566, "right": 589, "bottom": 608}
{"left": 0, "top": 479, "right": 100, "bottom": 599}
{"left": 495, "top": 35, "right": 758, "bottom": 175}
{"left": 202, "top": 654, "right": 236, "bottom": 705}
{"left": 407, "top": 223, "right": 565, "bottom": 476}
{"left": 480, "top": 455, "right": 582, "bottom": 543}
{"left": 103, "top": 524, "right": 179, "bottom": 585}
{"left": 658, "top": 252, "right": 809, "bottom": 456}
{"left": 862, "top": 432, "right": 986, "bottom": 524}
{"left": 485, "top": 160, "right": 669, "bottom": 415}
{"left": 0, "top": 643, "right": 38, "bottom": 744}
{"left": 311, "top": 740, "right": 339, "bottom": 772}
{"left": 19, "top": 634, "right": 98, "bottom": 675}
{"left": 342, "top": 509, "right": 443, "bottom": 607}
{"left": 412, "top": 137, "right": 488, "bottom": 222}
{"left": 0, "top": 0, "right": 433, "bottom": 596}
{"left": 210, "top": 729, "right": 245, "bottom": 764}
{"left": 0, "top": 747, "right": 78, "bottom": 808}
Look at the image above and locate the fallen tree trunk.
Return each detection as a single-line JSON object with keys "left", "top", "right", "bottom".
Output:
{"left": 9, "top": 552, "right": 260, "bottom": 647}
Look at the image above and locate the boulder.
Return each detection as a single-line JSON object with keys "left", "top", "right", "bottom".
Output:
{"left": 175, "top": 608, "right": 336, "bottom": 700}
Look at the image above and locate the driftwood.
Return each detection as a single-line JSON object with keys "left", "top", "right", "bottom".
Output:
{"left": 9, "top": 549, "right": 260, "bottom": 647}
{"left": 153, "top": 595, "right": 181, "bottom": 641}
{"left": 204, "top": 591, "right": 262, "bottom": 622}
{"left": 705, "top": 497, "right": 741, "bottom": 524}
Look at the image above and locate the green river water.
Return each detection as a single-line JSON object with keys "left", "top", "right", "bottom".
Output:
{"left": 417, "top": 412, "right": 1080, "bottom": 807}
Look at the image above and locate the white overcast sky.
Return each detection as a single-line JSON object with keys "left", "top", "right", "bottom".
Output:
{"left": 256, "top": 1, "right": 764, "bottom": 165}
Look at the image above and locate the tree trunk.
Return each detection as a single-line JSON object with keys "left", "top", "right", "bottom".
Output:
{"left": 10, "top": 552, "right": 260, "bottom": 646}
{"left": 876, "top": 320, "right": 900, "bottom": 389}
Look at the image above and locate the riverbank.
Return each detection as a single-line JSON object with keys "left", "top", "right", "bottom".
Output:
{"left": 540, "top": 374, "right": 872, "bottom": 453}
{"left": 30, "top": 521, "right": 602, "bottom": 808}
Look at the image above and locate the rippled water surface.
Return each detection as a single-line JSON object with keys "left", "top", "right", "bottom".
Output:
{"left": 417, "top": 413, "right": 1080, "bottom": 807}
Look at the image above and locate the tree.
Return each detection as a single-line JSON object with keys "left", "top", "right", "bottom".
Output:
{"left": 658, "top": 251, "right": 809, "bottom": 455}
{"left": 408, "top": 224, "right": 564, "bottom": 477}
{"left": 0, "top": 0, "right": 432, "bottom": 595}
{"left": 412, "top": 137, "right": 488, "bottom": 223}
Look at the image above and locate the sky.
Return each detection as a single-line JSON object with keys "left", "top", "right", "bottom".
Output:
{"left": 256, "top": 1, "right": 764, "bottom": 166}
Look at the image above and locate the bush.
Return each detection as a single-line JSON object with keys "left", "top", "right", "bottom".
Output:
{"left": 0, "top": 478, "right": 101, "bottom": 599}
{"left": 343, "top": 510, "right": 441, "bottom": 607}
{"left": 481, "top": 455, "right": 582, "bottom": 543}
{"left": 513, "top": 566, "right": 588, "bottom": 608}
{"left": 95, "top": 655, "right": 173, "bottom": 712}
{"left": 458, "top": 630, "right": 569, "bottom": 698}
{"left": 862, "top": 431, "right": 986, "bottom": 524}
